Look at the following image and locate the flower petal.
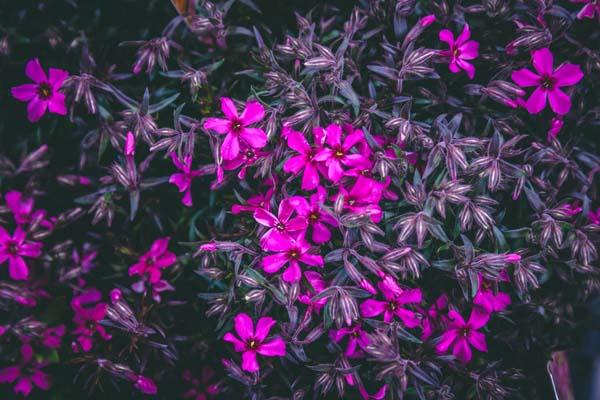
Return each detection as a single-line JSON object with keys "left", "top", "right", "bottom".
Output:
{"left": 525, "top": 86, "right": 548, "bottom": 114}
{"left": 548, "top": 88, "right": 572, "bottom": 115}
{"left": 241, "top": 351, "right": 259, "bottom": 372}
{"left": 435, "top": 329, "right": 458, "bottom": 353}
{"left": 233, "top": 313, "right": 254, "bottom": 341}
{"left": 11, "top": 84, "right": 38, "bottom": 102}
{"left": 467, "top": 330, "right": 488, "bottom": 352}
{"left": 240, "top": 127, "right": 267, "bottom": 149}
{"left": 223, "top": 332, "right": 246, "bottom": 352}
{"left": 25, "top": 58, "right": 47, "bottom": 83}
{"left": 438, "top": 29, "right": 455, "bottom": 45}
{"left": 256, "top": 337, "right": 286, "bottom": 357}
{"left": 262, "top": 253, "right": 289, "bottom": 274}
{"left": 48, "top": 93, "right": 67, "bottom": 115}
{"left": 27, "top": 98, "right": 48, "bottom": 122}
{"left": 240, "top": 101, "right": 265, "bottom": 125}
{"left": 511, "top": 68, "right": 541, "bottom": 87}
{"left": 204, "top": 118, "right": 231, "bottom": 134}
{"left": 553, "top": 63, "right": 584, "bottom": 87}
{"left": 8, "top": 256, "right": 29, "bottom": 280}
{"left": 220, "top": 97, "right": 238, "bottom": 120}
{"left": 532, "top": 48, "right": 553, "bottom": 76}
{"left": 360, "top": 299, "right": 386, "bottom": 318}
{"left": 221, "top": 133, "right": 240, "bottom": 161}
{"left": 282, "top": 261, "right": 302, "bottom": 282}
{"left": 48, "top": 68, "right": 69, "bottom": 88}
{"left": 254, "top": 317, "right": 276, "bottom": 341}
{"left": 452, "top": 337, "right": 473, "bottom": 363}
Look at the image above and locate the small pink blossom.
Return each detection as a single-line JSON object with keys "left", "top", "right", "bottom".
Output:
{"left": 261, "top": 234, "right": 323, "bottom": 283}
{"left": 360, "top": 276, "right": 422, "bottom": 326}
{"left": 0, "top": 344, "right": 50, "bottom": 396}
{"left": 421, "top": 294, "right": 449, "bottom": 340}
{"left": 0, "top": 226, "right": 42, "bottom": 280}
{"left": 129, "top": 237, "right": 177, "bottom": 284}
{"left": 11, "top": 58, "right": 69, "bottom": 122}
{"left": 511, "top": 48, "right": 583, "bottom": 115}
{"left": 547, "top": 117, "right": 564, "bottom": 141}
{"left": 5, "top": 191, "right": 52, "bottom": 229}
{"left": 204, "top": 97, "right": 267, "bottom": 161}
{"left": 314, "top": 124, "right": 370, "bottom": 183}
{"left": 71, "top": 288, "right": 111, "bottom": 352}
{"left": 473, "top": 275, "right": 511, "bottom": 315}
{"left": 223, "top": 313, "right": 286, "bottom": 372}
{"left": 571, "top": 0, "right": 600, "bottom": 19}
{"left": 169, "top": 153, "right": 207, "bottom": 207}
{"left": 253, "top": 197, "right": 308, "bottom": 250}
{"left": 333, "top": 175, "right": 387, "bottom": 223}
{"left": 439, "top": 24, "right": 479, "bottom": 79}
{"left": 330, "top": 323, "right": 370, "bottom": 357}
{"left": 42, "top": 325, "right": 65, "bottom": 349}
{"left": 283, "top": 127, "right": 325, "bottom": 190}
{"left": 231, "top": 188, "right": 273, "bottom": 215}
{"left": 294, "top": 187, "right": 338, "bottom": 244}
{"left": 222, "top": 146, "right": 267, "bottom": 181}
{"left": 132, "top": 375, "right": 157, "bottom": 395}
{"left": 435, "top": 309, "right": 488, "bottom": 363}
{"left": 298, "top": 271, "right": 328, "bottom": 312}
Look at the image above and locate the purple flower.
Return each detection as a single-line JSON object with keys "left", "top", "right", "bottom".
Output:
{"left": 473, "top": 275, "right": 511, "bottom": 314}
{"left": 438, "top": 24, "right": 479, "bottom": 79}
{"left": 129, "top": 237, "right": 177, "bottom": 284}
{"left": 42, "top": 325, "right": 65, "bottom": 349}
{"left": 223, "top": 313, "right": 286, "bottom": 372}
{"left": 11, "top": 58, "right": 68, "bottom": 122}
{"left": 435, "top": 309, "right": 488, "bottom": 363}
{"left": 283, "top": 127, "right": 324, "bottom": 190}
{"left": 5, "top": 191, "right": 52, "bottom": 229}
{"left": 261, "top": 233, "right": 323, "bottom": 283}
{"left": 169, "top": 153, "right": 206, "bottom": 207}
{"left": 313, "top": 124, "right": 370, "bottom": 183}
{"left": 71, "top": 288, "right": 111, "bottom": 352}
{"left": 0, "top": 344, "right": 50, "bottom": 396}
{"left": 333, "top": 175, "right": 387, "bottom": 223}
{"left": 253, "top": 197, "right": 308, "bottom": 250}
{"left": 511, "top": 48, "right": 583, "bottom": 115}
{"left": 330, "top": 323, "right": 370, "bottom": 357}
{"left": 204, "top": 97, "right": 268, "bottom": 161}
{"left": 571, "top": 0, "right": 600, "bottom": 19}
{"left": 360, "top": 276, "right": 422, "bottom": 326}
{"left": 0, "top": 226, "right": 42, "bottom": 280}
{"left": 294, "top": 187, "right": 338, "bottom": 244}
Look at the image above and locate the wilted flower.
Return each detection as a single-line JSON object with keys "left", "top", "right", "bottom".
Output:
{"left": 11, "top": 58, "right": 68, "bottom": 122}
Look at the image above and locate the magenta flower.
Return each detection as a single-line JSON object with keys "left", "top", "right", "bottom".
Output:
{"left": 222, "top": 146, "right": 267, "bottom": 181}
{"left": 333, "top": 175, "right": 387, "bottom": 223}
{"left": 262, "top": 233, "right": 323, "bottom": 283}
{"left": 511, "top": 48, "right": 583, "bottom": 115}
{"left": 314, "top": 124, "right": 370, "bottom": 182}
{"left": 0, "top": 344, "right": 50, "bottom": 396}
{"left": 473, "top": 275, "right": 511, "bottom": 314}
{"left": 42, "top": 325, "right": 65, "bottom": 349}
{"left": 129, "top": 237, "right": 177, "bottom": 284}
{"left": 294, "top": 187, "right": 338, "bottom": 244}
{"left": 253, "top": 197, "right": 308, "bottom": 250}
{"left": 283, "top": 128, "right": 323, "bottom": 190}
{"left": 132, "top": 375, "right": 157, "bottom": 395}
{"left": 71, "top": 288, "right": 111, "bottom": 352}
{"left": 435, "top": 309, "right": 488, "bottom": 363}
{"left": 360, "top": 276, "right": 422, "bottom": 326}
{"left": 589, "top": 208, "right": 600, "bottom": 225}
{"left": 5, "top": 191, "right": 52, "bottom": 229}
{"left": 330, "top": 323, "right": 370, "bottom": 357}
{"left": 169, "top": 153, "right": 206, "bottom": 207}
{"left": 298, "top": 271, "right": 328, "bottom": 312}
{"left": 223, "top": 313, "right": 286, "bottom": 372}
{"left": 421, "top": 294, "right": 449, "bottom": 340}
{"left": 203, "top": 97, "right": 268, "bottom": 161}
{"left": 11, "top": 58, "right": 68, "bottom": 122}
{"left": 183, "top": 368, "right": 220, "bottom": 399}
{"left": 231, "top": 188, "right": 273, "bottom": 215}
{"left": 438, "top": 24, "right": 479, "bottom": 79}
{"left": 0, "top": 226, "right": 42, "bottom": 280}
{"left": 571, "top": 0, "right": 600, "bottom": 19}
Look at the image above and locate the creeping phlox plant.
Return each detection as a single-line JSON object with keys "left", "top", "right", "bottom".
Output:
{"left": 1, "top": 0, "right": 599, "bottom": 399}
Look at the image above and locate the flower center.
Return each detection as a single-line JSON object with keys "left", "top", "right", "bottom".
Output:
{"left": 247, "top": 339, "right": 258, "bottom": 350}
{"left": 275, "top": 222, "right": 286, "bottom": 232}
{"left": 540, "top": 76, "right": 556, "bottom": 89}
{"left": 288, "top": 250, "right": 299, "bottom": 259}
{"left": 453, "top": 47, "right": 461, "bottom": 59}
{"left": 231, "top": 120, "right": 242, "bottom": 133}
{"left": 245, "top": 149, "right": 255, "bottom": 159}
{"left": 461, "top": 327, "right": 470, "bottom": 337}
{"left": 334, "top": 147, "right": 345, "bottom": 158}
{"left": 37, "top": 82, "right": 53, "bottom": 99}
{"left": 309, "top": 212, "right": 319, "bottom": 221}
{"left": 387, "top": 301, "right": 397, "bottom": 311}
{"left": 6, "top": 241, "right": 19, "bottom": 255}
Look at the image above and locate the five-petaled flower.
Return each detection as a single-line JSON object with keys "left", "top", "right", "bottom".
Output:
{"left": 204, "top": 97, "right": 268, "bottom": 161}
{"left": 438, "top": 24, "right": 479, "bottom": 79}
{"left": 511, "top": 48, "right": 583, "bottom": 115}
{"left": 169, "top": 152, "right": 207, "bottom": 207}
{"left": 261, "top": 233, "right": 323, "bottom": 283}
{"left": 223, "top": 313, "right": 286, "bottom": 372}
{"left": 11, "top": 58, "right": 69, "bottom": 122}
{"left": 435, "top": 309, "right": 488, "bottom": 363}
{"left": 360, "top": 276, "right": 422, "bottom": 326}
{"left": 0, "top": 226, "right": 42, "bottom": 280}
{"left": 314, "top": 124, "right": 370, "bottom": 183}
{"left": 71, "top": 288, "right": 112, "bottom": 352}
{"left": 0, "top": 344, "right": 50, "bottom": 396}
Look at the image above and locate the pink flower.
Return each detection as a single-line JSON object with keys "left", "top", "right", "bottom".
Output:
{"left": 5, "top": 191, "right": 52, "bottom": 229}
{"left": 42, "top": 325, "right": 65, "bottom": 349}
{"left": 473, "top": 275, "right": 511, "bottom": 314}
{"left": 169, "top": 153, "right": 207, "bottom": 207}
{"left": 231, "top": 188, "right": 273, "bottom": 215}
{"left": 223, "top": 313, "right": 286, "bottom": 372}
{"left": 222, "top": 146, "right": 267, "bottom": 180}
{"left": 253, "top": 197, "right": 308, "bottom": 250}
{"left": 71, "top": 288, "right": 111, "bottom": 352}
{"left": 438, "top": 24, "right": 479, "bottom": 79}
{"left": 204, "top": 97, "right": 267, "bottom": 161}
{"left": 294, "top": 187, "right": 338, "bottom": 244}
{"left": 183, "top": 368, "right": 220, "bottom": 399}
{"left": 11, "top": 58, "right": 68, "bottom": 122}
{"left": 511, "top": 48, "right": 583, "bottom": 115}
{"left": 435, "top": 309, "right": 488, "bottom": 363}
{"left": 333, "top": 175, "right": 387, "bottom": 223}
{"left": 589, "top": 208, "right": 600, "bottom": 225}
{"left": 298, "top": 271, "right": 328, "bottom": 312}
{"left": 129, "top": 237, "right": 177, "bottom": 284}
{"left": 0, "top": 226, "right": 42, "bottom": 280}
{"left": 571, "top": 0, "right": 600, "bottom": 19}
{"left": 283, "top": 128, "right": 324, "bottom": 190}
{"left": 360, "top": 276, "right": 422, "bottom": 326}
{"left": 0, "top": 344, "right": 50, "bottom": 396}
{"left": 330, "top": 324, "right": 370, "bottom": 357}
{"left": 547, "top": 117, "right": 564, "bottom": 141}
{"left": 421, "top": 294, "right": 449, "bottom": 340}
{"left": 261, "top": 234, "right": 323, "bottom": 283}
{"left": 314, "top": 124, "right": 370, "bottom": 182}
